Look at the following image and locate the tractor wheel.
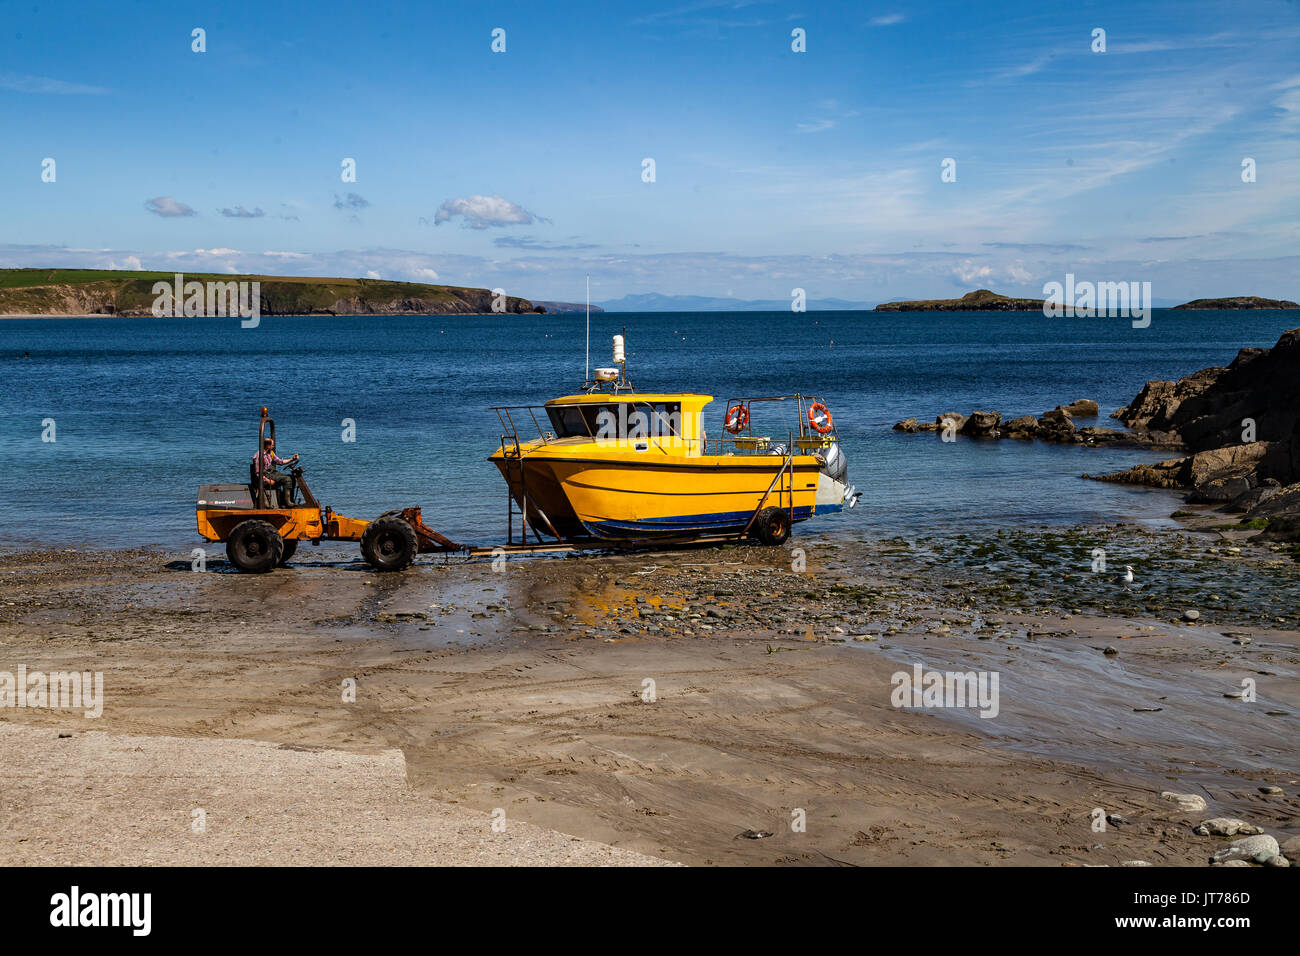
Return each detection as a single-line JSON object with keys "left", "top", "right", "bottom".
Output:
{"left": 361, "top": 516, "right": 418, "bottom": 572}
{"left": 751, "top": 507, "right": 792, "bottom": 546}
{"left": 226, "top": 520, "right": 285, "bottom": 573}
{"left": 278, "top": 538, "right": 299, "bottom": 566}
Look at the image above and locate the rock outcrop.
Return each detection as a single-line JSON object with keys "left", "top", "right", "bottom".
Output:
{"left": 1092, "top": 327, "right": 1300, "bottom": 528}
{"left": 1057, "top": 399, "right": 1100, "bottom": 418}
{"left": 893, "top": 399, "right": 1135, "bottom": 447}
{"left": 959, "top": 411, "right": 1000, "bottom": 438}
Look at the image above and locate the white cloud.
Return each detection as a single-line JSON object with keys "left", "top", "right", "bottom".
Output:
{"left": 433, "top": 194, "right": 545, "bottom": 229}
{"left": 955, "top": 260, "right": 993, "bottom": 284}
{"left": 868, "top": 14, "right": 904, "bottom": 27}
{"left": 144, "top": 197, "right": 196, "bottom": 218}
{"left": 796, "top": 119, "right": 834, "bottom": 133}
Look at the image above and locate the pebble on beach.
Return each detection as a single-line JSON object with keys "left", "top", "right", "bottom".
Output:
{"left": 1161, "top": 791, "right": 1208, "bottom": 813}
{"left": 1193, "top": 818, "right": 1264, "bottom": 837}
{"left": 1209, "top": 834, "right": 1279, "bottom": 865}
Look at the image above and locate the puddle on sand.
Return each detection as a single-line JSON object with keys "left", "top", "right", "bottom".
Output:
{"left": 871, "top": 623, "right": 1300, "bottom": 815}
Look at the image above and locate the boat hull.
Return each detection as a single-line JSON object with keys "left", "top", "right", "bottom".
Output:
{"left": 492, "top": 449, "right": 833, "bottom": 539}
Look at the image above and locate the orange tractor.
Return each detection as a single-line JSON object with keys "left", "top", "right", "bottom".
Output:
{"left": 196, "top": 408, "right": 463, "bottom": 573}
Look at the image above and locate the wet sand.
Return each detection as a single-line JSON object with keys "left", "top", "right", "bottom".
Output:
{"left": 0, "top": 523, "right": 1296, "bottom": 866}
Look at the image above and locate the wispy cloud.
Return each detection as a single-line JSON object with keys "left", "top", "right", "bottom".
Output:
{"left": 219, "top": 205, "right": 265, "bottom": 219}
{"left": 983, "top": 241, "right": 1090, "bottom": 253}
{"left": 144, "top": 197, "right": 196, "bottom": 218}
{"left": 0, "top": 72, "right": 109, "bottom": 95}
{"left": 494, "top": 236, "right": 598, "bottom": 250}
{"left": 332, "top": 192, "right": 370, "bottom": 211}
{"left": 795, "top": 118, "right": 834, "bottom": 133}
{"left": 868, "top": 14, "right": 905, "bottom": 27}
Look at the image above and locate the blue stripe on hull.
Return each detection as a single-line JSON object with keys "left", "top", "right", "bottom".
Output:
{"left": 581, "top": 506, "right": 817, "bottom": 539}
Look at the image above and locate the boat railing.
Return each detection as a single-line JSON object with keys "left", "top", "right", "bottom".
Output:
{"left": 717, "top": 393, "right": 839, "bottom": 454}
{"left": 492, "top": 405, "right": 554, "bottom": 454}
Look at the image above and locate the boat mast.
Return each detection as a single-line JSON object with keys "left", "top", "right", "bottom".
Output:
{"left": 585, "top": 274, "right": 590, "bottom": 384}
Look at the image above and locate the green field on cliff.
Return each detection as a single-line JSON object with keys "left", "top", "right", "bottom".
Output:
{"left": 0, "top": 268, "right": 536, "bottom": 315}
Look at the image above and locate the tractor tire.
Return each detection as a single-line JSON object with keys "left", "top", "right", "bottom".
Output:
{"left": 751, "top": 507, "right": 792, "bottom": 546}
{"left": 227, "top": 520, "right": 285, "bottom": 573}
{"left": 278, "top": 538, "right": 299, "bottom": 566}
{"left": 361, "top": 515, "right": 418, "bottom": 572}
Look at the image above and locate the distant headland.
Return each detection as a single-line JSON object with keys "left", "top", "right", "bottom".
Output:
{"left": 0, "top": 269, "right": 541, "bottom": 316}
{"left": 874, "top": 288, "right": 1299, "bottom": 312}
{"left": 1172, "top": 296, "right": 1299, "bottom": 310}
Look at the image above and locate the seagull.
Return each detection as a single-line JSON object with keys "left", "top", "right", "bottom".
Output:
{"left": 1113, "top": 565, "right": 1135, "bottom": 590}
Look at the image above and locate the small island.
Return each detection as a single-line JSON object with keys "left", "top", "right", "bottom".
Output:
{"left": 1172, "top": 296, "right": 1298, "bottom": 310}
{"left": 873, "top": 289, "right": 1060, "bottom": 312}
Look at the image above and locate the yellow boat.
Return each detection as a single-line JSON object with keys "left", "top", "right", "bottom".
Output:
{"left": 488, "top": 336, "right": 858, "bottom": 545}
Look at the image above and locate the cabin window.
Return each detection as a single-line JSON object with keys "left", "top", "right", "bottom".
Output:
{"left": 648, "top": 403, "right": 682, "bottom": 437}
{"left": 546, "top": 402, "right": 684, "bottom": 440}
{"left": 546, "top": 406, "right": 592, "bottom": 437}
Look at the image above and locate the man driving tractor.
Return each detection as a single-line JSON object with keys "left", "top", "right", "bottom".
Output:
{"left": 253, "top": 437, "right": 299, "bottom": 506}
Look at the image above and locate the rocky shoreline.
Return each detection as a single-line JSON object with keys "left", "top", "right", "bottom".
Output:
{"left": 1091, "top": 327, "right": 1300, "bottom": 533}
{"left": 894, "top": 326, "right": 1300, "bottom": 540}
{"left": 892, "top": 398, "right": 1172, "bottom": 448}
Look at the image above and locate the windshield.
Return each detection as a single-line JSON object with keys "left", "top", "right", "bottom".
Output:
{"left": 546, "top": 402, "right": 683, "bottom": 439}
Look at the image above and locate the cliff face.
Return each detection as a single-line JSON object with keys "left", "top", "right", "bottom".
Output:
{"left": 1095, "top": 327, "right": 1300, "bottom": 521}
{"left": 0, "top": 270, "right": 536, "bottom": 316}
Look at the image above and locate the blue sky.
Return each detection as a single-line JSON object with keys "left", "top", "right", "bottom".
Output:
{"left": 2, "top": 0, "right": 1298, "bottom": 304}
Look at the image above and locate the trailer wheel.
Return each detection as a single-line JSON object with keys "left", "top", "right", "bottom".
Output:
{"left": 227, "top": 520, "right": 285, "bottom": 573}
{"left": 751, "top": 507, "right": 791, "bottom": 546}
{"left": 278, "top": 538, "right": 299, "bottom": 566}
{"left": 361, "top": 516, "right": 418, "bottom": 572}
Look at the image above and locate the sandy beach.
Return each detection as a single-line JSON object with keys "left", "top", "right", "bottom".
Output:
{"left": 2, "top": 515, "right": 1296, "bottom": 867}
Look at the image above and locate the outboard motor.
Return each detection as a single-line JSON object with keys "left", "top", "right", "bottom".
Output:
{"left": 821, "top": 440, "right": 848, "bottom": 482}
{"left": 818, "top": 440, "right": 859, "bottom": 508}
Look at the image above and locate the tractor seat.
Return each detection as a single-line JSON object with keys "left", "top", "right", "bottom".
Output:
{"left": 248, "top": 463, "right": 293, "bottom": 508}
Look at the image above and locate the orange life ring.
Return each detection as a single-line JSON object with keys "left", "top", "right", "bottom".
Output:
{"left": 724, "top": 404, "right": 749, "bottom": 434}
{"left": 807, "top": 402, "right": 834, "bottom": 434}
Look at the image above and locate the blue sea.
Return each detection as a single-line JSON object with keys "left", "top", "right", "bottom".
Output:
{"left": 1, "top": 309, "right": 1296, "bottom": 552}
